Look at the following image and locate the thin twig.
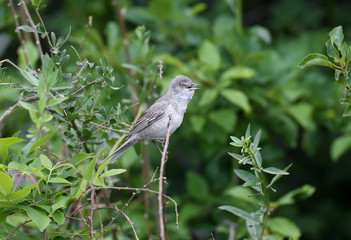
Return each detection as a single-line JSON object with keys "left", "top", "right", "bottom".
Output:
{"left": 0, "top": 95, "right": 38, "bottom": 124}
{"left": 0, "top": 59, "right": 23, "bottom": 72}
{"left": 31, "top": 0, "right": 52, "bottom": 50}
{"left": 114, "top": 206, "right": 139, "bottom": 240}
{"left": 148, "top": 60, "right": 163, "bottom": 106}
{"left": 90, "top": 121, "right": 129, "bottom": 134}
{"left": 8, "top": 0, "right": 29, "bottom": 65}
{"left": 158, "top": 114, "right": 173, "bottom": 240}
{"left": 80, "top": 16, "right": 93, "bottom": 55}
{"left": 5, "top": 219, "right": 31, "bottom": 239}
{"left": 141, "top": 143, "right": 152, "bottom": 238}
{"left": 20, "top": 0, "right": 44, "bottom": 65}
{"left": 90, "top": 186, "right": 95, "bottom": 239}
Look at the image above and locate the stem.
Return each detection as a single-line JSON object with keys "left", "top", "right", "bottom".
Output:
{"left": 247, "top": 148, "right": 270, "bottom": 239}
{"left": 20, "top": 0, "right": 44, "bottom": 65}
{"left": 8, "top": 0, "right": 29, "bottom": 65}
{"left": 158, "top": 114, "right": 173, "bottom": 240}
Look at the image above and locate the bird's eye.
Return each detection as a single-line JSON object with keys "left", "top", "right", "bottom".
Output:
{"left": 180, "top": 84, "right": 185, "bottom": 87}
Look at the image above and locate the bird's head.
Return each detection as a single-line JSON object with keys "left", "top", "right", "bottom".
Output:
{"left": 168, "top": 75, "right": 200, "bottom": 100}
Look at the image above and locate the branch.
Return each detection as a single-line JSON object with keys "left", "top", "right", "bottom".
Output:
{"left": 20, "top": 0, "right": 44, "bottom": 65}
{"left": 158, "top": 114, "right": 173, "bottom": 240}
{"left": 8, "top": 0, "right": 29, "bottom": 65}
{"left": 89, "top": 186, "right": 95, "bottom": 239}
{"left": 0, "top": 95, "right": 38, "bottom": 124}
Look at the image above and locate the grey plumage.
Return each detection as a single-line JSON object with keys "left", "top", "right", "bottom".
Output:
{"left": 100, "top": 75, "right": 199, "bottom": 164}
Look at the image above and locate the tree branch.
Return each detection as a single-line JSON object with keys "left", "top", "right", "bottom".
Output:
{"left": 158, "top": 114, "right": 173, "bottom": 240}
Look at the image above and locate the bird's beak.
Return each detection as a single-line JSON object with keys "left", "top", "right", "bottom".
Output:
{"left": 189, "top": 83, "right": 200, "bottom": 90}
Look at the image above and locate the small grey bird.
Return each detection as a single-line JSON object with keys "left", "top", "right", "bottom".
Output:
{"left": 100, "top": 75, "right": 199, "bottom": 164}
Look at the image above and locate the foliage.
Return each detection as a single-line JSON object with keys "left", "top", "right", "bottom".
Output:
{"left": 1, "top": 0, "right": 351, "bottom": 239}
{"left": 298, "top": 26, "right": 351, "bottom": 162}
{"left": 220, "top": 125, "right": 314, "bottom": 240}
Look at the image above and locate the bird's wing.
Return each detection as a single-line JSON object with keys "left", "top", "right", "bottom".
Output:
{"left": 128, "top": 102, "right": 166, "bottom": 136}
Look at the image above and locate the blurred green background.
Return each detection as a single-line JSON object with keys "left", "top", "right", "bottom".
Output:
{"left": 1, "top": 0, "right": 351, "bottom": 239}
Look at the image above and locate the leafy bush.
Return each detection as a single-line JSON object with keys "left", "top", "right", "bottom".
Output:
{"left": 1, "top": 0, "right": 351, "bottom": 239}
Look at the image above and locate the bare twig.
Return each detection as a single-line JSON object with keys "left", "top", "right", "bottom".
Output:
{"left": 8, "top": 0, "right": 29, "bottom": 65}
{"left": 31, "top": 0, "right": 52, "bottom": 50}
{"left": 158, "top": 114, "right": 173, "bottom": 240}
{"left": 0, "top": 59, "right": 23, "bottom": 72}
{"left": 90, "top": 121, "right": 129, "bottom": 134}
{"left": 114, "top": 206, "right": 139, "bottom": 240}
{"left": 80, "top": 16, "right": 93, "bottom": 55}
{"left": 0, "top": 95, "right": 38, "bottom": 124}
{"left": 90, "top": 187, "right": 95, "bottom": 239}
{"left": 147, "top": 60, "right": 163, "bottom": 106}
{"left": 141, "top": 143, "right": 152, "bottom": 238}
{"left": 20, "top": 0, "right": 44, "bottom": 65}
{"left": 5, "top": 219, "right": 31, "bottom": 239}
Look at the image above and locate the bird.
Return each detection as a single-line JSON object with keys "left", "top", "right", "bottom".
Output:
{"left": 99, "top": 75, "right": 199, "bottom": 164}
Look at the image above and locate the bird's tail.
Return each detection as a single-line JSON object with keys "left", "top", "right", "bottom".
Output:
{"left": 98, "top": 137, "right": 138, "bottom": 165}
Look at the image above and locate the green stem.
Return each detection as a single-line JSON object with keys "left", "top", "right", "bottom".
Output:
{"left": 235, "top": 0, "right": 243, "bottom": 33}
{"left": 247, "top": 148, "right": 270, "bottom": 239}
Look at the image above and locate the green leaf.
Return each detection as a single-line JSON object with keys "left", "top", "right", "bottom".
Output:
{"left": 47, "top": 97, "right": 68, "bottom": 107}
{"left": 218, "top": 205, "right": 259, "bottom": 224}
{"left": 52, "top": 195, "right": 74, "bottom": 212}
{"left": 198, "top": 40, "right": 221, "bottom": 71}
{"left": 40, "top": 154, "right": 52, "bottom": 169}
{"left": 234, "top": 169, "right": 259, "bottom": 188}
{"left": 253, "top": 129, "right": 261, "bottom": 150}
{"left": 21, "top": 205, "right": 50, "bottom": 232}
{"left": 267, "top": 217, "right": 301, "bottom": 239}
{"left": 30, "top": 132, "right": 57, "bottom": 152}
{"left": 209, "top": 109, "right": 237, "bottom": 133}
{"left": 70, "top": 153, "right": 93, "bottom": 165}
{"left": 52, "top": 210, "right": 65, "bottom": 225}
{"left": 21, "top": 70, "right": 39, "bottom": 86}
{"left": 220, "top": 66, "right": 256, "bottom": 80}
{"left": 74, "top": 179, "right": 87, "bottom": 199}
{"left": 7, "top": 183, "right": 38, "bottom": 202}
{"left": 100, "top": 169, "right": 126, "bottom": 177}
{"left": 262, "top": 167, "right": 289, "bottom": 175}
{"left": 221, "top": 89, "right": 251, "bottom": 113}
{"left": 330, "top": 134, "right": 351, "bottom": 161}
{"left": 92, "top": 176, "right": 105, "bottom": 187}
{"left": 297, "top": 53, "right": 335, "bottom": 69}
{"left": 270, "top": 163, "right": 293, "bottom": 187}
{"left": 17, "top": 25, "right": 40, "bottom": 33}
{"left": 51, "top": 82, "right": 73, "bottom": 90}
{"left": 19, "top": 101, "right": 38, "bottom": 112}
{"left": 326, "top": 39, "right": 339, "bottom": 61}
{"left": 186, "top": 171, "right": 209, "bottom": 201}
{"left": 276, "top": 184, "right": 315, "bottom": 206}
{"left": 287, "top": 103, "right": 316, "bottom": 131}
{"left": 228, "top": 152, "right": 243, "bottom": 161}
{"left": 82, "top": 157, "right": 96, "bottom": 183}
{"left": 0, "top": 172, "right": 13, "bottom": 195}
{"left": 343, "top": 104, "right": 351, "bottom": 117}
{"left": 329, "top": 26, "right": 344, "bottom": 48}
{"left": 48, "top": 177, "right": 71, "bottom": 184}
{"left": 0, "top": 137, "right": 24, "bottom": 163}
{"left": 18, "top": 41, "right": 39, "bottom": 69}
{"left": 198, "top": 89, "right": 218, "bottom": 107}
